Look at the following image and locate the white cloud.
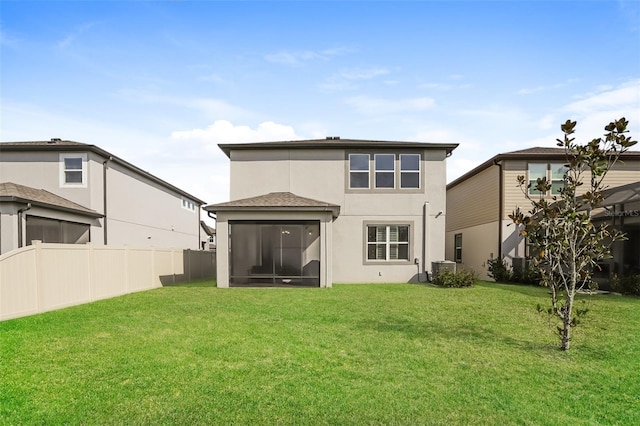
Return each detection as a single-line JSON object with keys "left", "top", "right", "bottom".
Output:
{"left": 564, "top": 79, "right": 639, "bottom": 114}
{"left": 345, "top": 96, "right": 436, "bottom": 115}
{"left": 319, "top": 67, "right": 391, "bottom": 91}
{"left": 112, "top": 89, "right": 251, "bottom": 121}
{"left": 532, "top": 79, "right": 640, "bottom": 142}
{"left": 171, "top": 120, "right": 301, "bottom": 145}
{"left": 265, "top": 47, "right": 350, "bottom": 66}
{"left": 517, "top": 78, "right": 579, "bottom": 95}
{"left": 56, "top": 22, "right": 95, "bottom": 49}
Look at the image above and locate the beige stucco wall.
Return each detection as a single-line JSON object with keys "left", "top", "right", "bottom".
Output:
{"left": 0, "top": 150, "right": 202, "bottom": 250}
{"left": 227, "top": 147, "right": 449, "bottom": 283}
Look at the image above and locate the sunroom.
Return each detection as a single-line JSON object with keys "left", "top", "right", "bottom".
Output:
{"left": 205, "top": 192, "right": 339, "bottom": 288}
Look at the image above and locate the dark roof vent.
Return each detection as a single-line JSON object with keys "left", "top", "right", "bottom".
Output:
{"left": 325, "top": 136, "right": 340, "bottom": 140}
{"left": 49, "top": 138, "right": 62, "bottom": 144}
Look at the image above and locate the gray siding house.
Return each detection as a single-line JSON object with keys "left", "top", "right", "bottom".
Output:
{"left": 0, "top": 139, "right": 205, "bottom": 254}
{"left": 205, "top": 137, "right": 458, "bottom": 288}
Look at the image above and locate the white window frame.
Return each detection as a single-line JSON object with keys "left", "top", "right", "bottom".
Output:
{"left": 349, "top": 153, "right": 370, "bottom": 189}
{"left": 374, "top": 154, "right": 396, "bottom": 189}
{"left": 366, "top": 224, "right": 410, "bottom": 262}
{"left": 59, "top": 153, "right": 87, "bottom": 187}
{"left": 528, "top": 162, "right": 567, "bottom": 196}
{"left": 181, "top": 198, "right": 196, "bottom": 212}
{"left": 400, "top": 154, "right": 421, "bottom": 189}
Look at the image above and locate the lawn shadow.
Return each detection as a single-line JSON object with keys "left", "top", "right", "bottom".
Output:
{"left": 358, "top": 316, "right": 556, "bottom": 353}
{"left": 163, "top": 279, "right": 217, "bottom": 288}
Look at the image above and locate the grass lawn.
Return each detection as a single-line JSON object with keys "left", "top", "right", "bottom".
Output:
{"left": 1, "top": 281, "right": 639, "bottom": 425}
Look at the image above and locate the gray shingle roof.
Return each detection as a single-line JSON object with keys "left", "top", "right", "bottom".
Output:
{"left": 0, "top": 182, "right": 103, "bottom": 217}
{"left": 204, "top": 192, "right": 340, "bottom": 218}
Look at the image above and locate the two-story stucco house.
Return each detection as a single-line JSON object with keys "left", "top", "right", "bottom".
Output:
{"left": 0, "top": 139, "right": 205, "bottom": 255}
{"left": 204, "top": 137, "right": 458, "bottom": 288}
{"left": 445, "top": 147, "right": 640, "bottom": 280}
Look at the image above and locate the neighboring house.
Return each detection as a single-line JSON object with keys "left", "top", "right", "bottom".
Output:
{"left": 205, "top": 137, "right": 458, "bottom": 288}
{"left": 445, "top": 147, "right": 640, "bottom": 280}
{"left": 200, "top": 221, "right": 216, "bottom": 251}
{"left": 0, "top": 139, "right": 206, "bottom": 255}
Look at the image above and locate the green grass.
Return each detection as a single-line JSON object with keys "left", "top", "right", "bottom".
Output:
{"left": 1, "top": 281, "right": 639, "bottom": 425}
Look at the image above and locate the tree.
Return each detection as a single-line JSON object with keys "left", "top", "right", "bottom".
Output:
{"left": 510, "top": 118, "right": 637, "bottom": 351}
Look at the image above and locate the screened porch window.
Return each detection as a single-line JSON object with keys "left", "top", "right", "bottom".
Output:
{"left": 25, "top": 216, "right": 90, "bottom": 245}
{"left": 229, "top": 221, "right": 320, "bottom": 286}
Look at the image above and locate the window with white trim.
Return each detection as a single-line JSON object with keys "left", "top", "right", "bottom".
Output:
{"left": 375, "top": 154, "right": 395, "bottom": 188}
{"left": 528, "top": 163, "right": 567, "bottom": 196}
{"left": 59, "top": 154, "right": 87, "bottom": 187}
{"left": 400, "top": 154, "right": 420, "bottom": 188}
{"left": 366, "top": 224, "right": 410, "bottom": 261}
{"left": 347, "top": 152, "right": 421, "bottom": 191}
{"left": 182, "top": 198, "right": 196, "bottom": 212}
{"left": 349, "top": 153, "right": 370, "bottom": 188}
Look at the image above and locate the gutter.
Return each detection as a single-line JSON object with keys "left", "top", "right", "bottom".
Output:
{"left": 17, "top": 203, "right": 32, "bottom": 248}
{"left": 103, "top": 157, "right": 112, "bottom": 244}
{"left": 494, "top": 159, "right": 503, "bottom": 259}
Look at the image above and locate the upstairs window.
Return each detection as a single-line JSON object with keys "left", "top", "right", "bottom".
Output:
{"left": 528, "top": 163, "right": 567, "bottom": 196}
{"left": 347, "top": 152, "right": 421, "bottom": 192}
{"left": 366, "top": 224, "right": 410, "bottom": 261}
{"left": 182, "top": 198, "right": 196, "bottom": 212}
{"left": 375, "top": 154, "right": 395, "bottom": 188}
{"left": 59, "top": 154, "right": 87, "bottom": 187}
{"left": 349, "top": 153, "right": 370, "bottom": 188}
{"left": 400, "top": 154, "right": 420, "bottom": 188}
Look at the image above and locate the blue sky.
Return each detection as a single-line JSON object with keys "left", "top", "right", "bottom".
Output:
{"left": 2, "top": 0, "right": 639, "bottom": 210}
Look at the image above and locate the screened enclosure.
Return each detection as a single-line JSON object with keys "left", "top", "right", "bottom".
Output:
{"left": 229, "top": 220, "right": 320, "bottom": 286}
{"left": 25, "top": 216, "right": 90, "bottom": 245}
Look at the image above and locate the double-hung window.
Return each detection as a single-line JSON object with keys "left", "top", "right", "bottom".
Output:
{"left": 528, "top": 163, "right": 567, "bottom": 196}
{"left": 59, "top": 153, "right": 87, "bottom": 187}
{"left": 367, "top": 224, "right": 410, "bottom": 261}
{"left": 400, "top": 154, "right": 420, "bottom": 188}
{"left": 375, "top": 154, "right": 395, "bottom": 188}
{"left": 349, "top": 154, "right": 370, "bottom": 188}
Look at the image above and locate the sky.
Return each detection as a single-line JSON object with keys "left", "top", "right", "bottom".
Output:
{"left": 1, "top": 0, "right": 639, "bottom": 223}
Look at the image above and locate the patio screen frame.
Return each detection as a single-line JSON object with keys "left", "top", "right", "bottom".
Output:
{"left": 229, "top": 220, "right": 321, "bottom": 287}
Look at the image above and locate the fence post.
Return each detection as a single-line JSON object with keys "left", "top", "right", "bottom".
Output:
{"left": 34, "top": 241, "right": 44, "bottom": 313}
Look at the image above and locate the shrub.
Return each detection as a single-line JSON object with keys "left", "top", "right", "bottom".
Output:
{"left": 487, "top": 258, "right": 512, "bottom": 282}
{"left": 611, "top": 274, "right": 640, "bottom": 296}
{"left": 433, "top": 268, "right": 477, "bottom": 288}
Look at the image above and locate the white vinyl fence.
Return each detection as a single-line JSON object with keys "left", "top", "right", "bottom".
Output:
{"left": 0, "top": 242, "right": 216, "bottom": 321}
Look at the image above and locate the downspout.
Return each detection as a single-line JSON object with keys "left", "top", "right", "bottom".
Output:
{"left": 102, "top": 157, "right": 112, "bottom": 244}
{"left": 17, "top": 203, "right": 32, "bottom": 248}
{"left": 494, "top": 159, "right": 503, "bottom": 259}
{"left": 422, "top": 201, "right": 429, "bottom": 282}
